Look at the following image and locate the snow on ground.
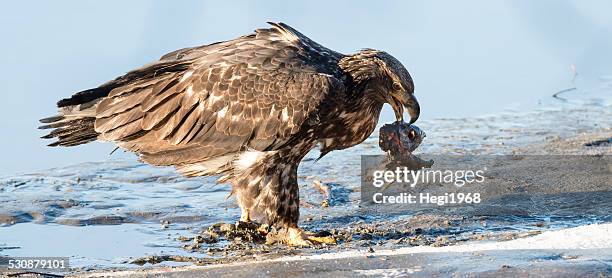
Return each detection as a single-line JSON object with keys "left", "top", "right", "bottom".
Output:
{"left": 281, "top": 223, "right": 612, "bottom": 261}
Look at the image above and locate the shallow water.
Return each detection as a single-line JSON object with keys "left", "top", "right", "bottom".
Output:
{"left": 0, "top": 79, "right": 610, "bottom": 270}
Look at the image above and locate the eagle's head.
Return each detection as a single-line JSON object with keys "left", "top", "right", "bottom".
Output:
{"left": 340, "top": 50, "right": 420, "bottom": 124}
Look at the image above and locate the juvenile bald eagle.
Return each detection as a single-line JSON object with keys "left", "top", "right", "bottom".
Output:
{"left": 40, "top": 22, "right": 419, "bottom": 246}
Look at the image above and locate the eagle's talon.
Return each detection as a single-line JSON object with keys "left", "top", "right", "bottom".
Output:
{"left": 304, "top": 234, "right": 337, "bottom": 245}
{"left": 266, "top": 227, "right": 336, "bottom": 246}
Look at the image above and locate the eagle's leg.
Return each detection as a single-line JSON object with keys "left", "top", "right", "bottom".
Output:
{"left": 239, "top": 207, "right": 251, "bottom": 222}
{"left": 231, "top": 149, "right": 335, "bottom": 246}
{"left": 234, "top": 179, "right": 259, "bottom": 224}
{"left": 259, "top": 159, "right": 335, "bottom": 246}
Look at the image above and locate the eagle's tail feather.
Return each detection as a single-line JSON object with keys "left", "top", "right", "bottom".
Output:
{"left": 39, "top": 116, "right": 99, "bottom": 147}
{"left": 39, "top": 97, "right": 102, "bottom": 147}
{"left": 41, "top": 60, "right": 191, "bottom": 148}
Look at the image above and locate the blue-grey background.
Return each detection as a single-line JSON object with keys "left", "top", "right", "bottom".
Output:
{"left": 0, "top": 0, "right": 610, "bottom": 174}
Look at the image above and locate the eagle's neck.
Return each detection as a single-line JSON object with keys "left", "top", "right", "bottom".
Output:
{"left": 339, "top": 50, "right": 388, "bottom": 111}
{"left": 315, "top": 52, "right": 387, "bottom": 155}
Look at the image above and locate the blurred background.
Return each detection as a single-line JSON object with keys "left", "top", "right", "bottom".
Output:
{"left": 0, "top": 0, "right": 610, "bottom": 174}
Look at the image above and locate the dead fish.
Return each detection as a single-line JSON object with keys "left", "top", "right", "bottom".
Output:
{"left": 379, "top": 121, "right": 433, "bottom": 169}
{"left": 379, "top": 121, "right": 426, "bottom": 156}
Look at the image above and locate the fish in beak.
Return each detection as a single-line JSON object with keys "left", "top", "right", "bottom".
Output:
{"left": 389, "top": 93, "right": 420, "bottom": 124}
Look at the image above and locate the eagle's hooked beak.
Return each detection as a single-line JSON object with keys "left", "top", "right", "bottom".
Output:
{"left": 389, "top": 93, "right": 420, "bottom": 125}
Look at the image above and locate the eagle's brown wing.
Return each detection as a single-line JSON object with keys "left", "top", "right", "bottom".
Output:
{"left": 92, "top": 23, "right": 344, "bottom": 176}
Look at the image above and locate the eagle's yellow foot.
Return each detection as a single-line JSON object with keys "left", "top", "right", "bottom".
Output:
{"left": 235, "top": 208, "right": 260, "bottom": 230}
{"left": 303, "top": 231, "right": 337, "bottom": 245}
{"left": 234, "top": 208, "right": 269, "bottom": 236}
{"left": 267, "top": 227, "right": 336, "bottom": 246}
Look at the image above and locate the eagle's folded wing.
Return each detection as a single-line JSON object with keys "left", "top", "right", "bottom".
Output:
{"left": 92, "top": 23, "right": 344, "bottom": 175}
